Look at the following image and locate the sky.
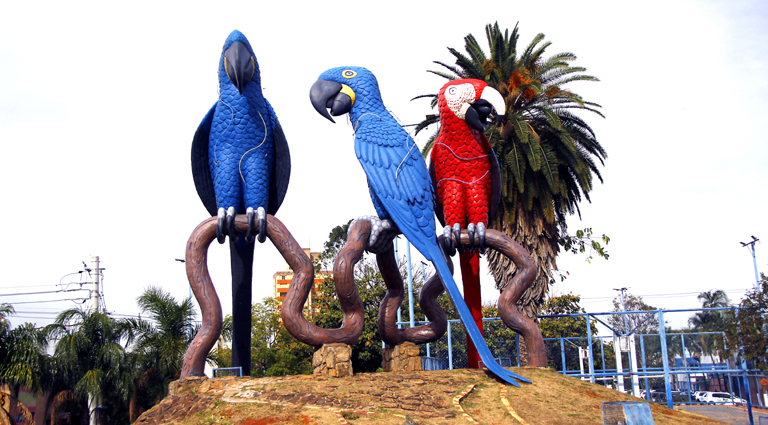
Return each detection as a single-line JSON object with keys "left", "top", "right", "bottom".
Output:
{"left": 1, "top": 0, "right": 767, "bottom": 330}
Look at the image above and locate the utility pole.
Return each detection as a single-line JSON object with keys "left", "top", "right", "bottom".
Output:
{"left": 612, "top": 287, "right": 639, "bottom": 396}
{"left": 406, "top": 241, "right": 414, "bottom": 328}
{"left": 88, "top": 256, "right": 102, "bottom": 425}
{"left": 394, "top": 240, "right": 400, "bottom": 329}
{"left": 740, "top": 236, "right": 760, "bottom": 292}
{"left": 613, "top": 287, "right": 629, "bottom": 334}
{"left": 89, "top": 256, "right": 101, "bottom": 314}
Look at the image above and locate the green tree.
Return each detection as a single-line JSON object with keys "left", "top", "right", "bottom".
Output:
{"left": 45, "top": 308, "right": 133, "bottom": 425}
{"left": 721, "top": 275, "right": 768, "bottom": 370}
{"left": 0, "top": 304, "right": 49, "bottom": 397}
{"left": 688, "top": 289, "right": 730, "bottom": 369}
{"left": 218, "top": 298, "right": 313, "bottom": 377}
{"left": 311, "top": 223, "right": 456, "bottom": 372}
{"left": 608, "top": 293, "right": 658, "bottom": 336}
{"left": 688, "top": 290, "right": 730, "bottom": 331}
{"left": 123, "top": 286, "right": 196, "bottom": 420}
{"left": 313, "top": 255, "right": 388, "bottom": 372}
{"left": 538, "top": 293, "right": 602, "bottom": 371}
{"left": 415, "top": 22, "right": 607, "bottom": 320}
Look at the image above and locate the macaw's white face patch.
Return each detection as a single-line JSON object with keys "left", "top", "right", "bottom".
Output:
{"left": 445, "top": 83, "right": 476, "bottom": 120}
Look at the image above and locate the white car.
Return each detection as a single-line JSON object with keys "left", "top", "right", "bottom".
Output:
{"left": 700, "top": 392, "right": 746, "bottom": 405}
{"left": 693, "top": 391, "right": 709, "bottom": 402}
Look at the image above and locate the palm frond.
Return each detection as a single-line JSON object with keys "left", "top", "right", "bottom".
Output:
{"left": 420, "top": 130, "right": 438, "bottom": 158}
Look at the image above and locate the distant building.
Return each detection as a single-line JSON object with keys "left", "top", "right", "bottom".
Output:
{"left": 272, "top": 248, "right": 331, "bottom": 313}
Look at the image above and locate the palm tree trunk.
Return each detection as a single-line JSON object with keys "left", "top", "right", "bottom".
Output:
{"left": 488, "top": 202, "right": 560, "bottom": 323}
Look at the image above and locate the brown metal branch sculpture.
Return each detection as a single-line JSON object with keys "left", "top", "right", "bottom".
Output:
{"left": 376, "top": 240, "right": 449, "bottom": 346}
{"left": 374, "top": 227, "right": 547, "bottom": 367}
{"left": 181, "top": 213, "right": 547, "bottom": 378}
{"left": 180, "top": 214, "right": 366, "bottom": 378}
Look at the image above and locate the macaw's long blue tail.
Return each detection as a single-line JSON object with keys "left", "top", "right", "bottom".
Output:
{"left": 427, "top": 244, "right": 531, "bottom": 386}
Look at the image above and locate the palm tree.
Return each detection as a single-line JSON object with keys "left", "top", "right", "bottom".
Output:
{"left": 0, "top": 304, "right": 49, "bottom": 397}
{"left": 698, "top": 290, "right": 730, "bottom": 309}
{"left": 44, "top": 307, "right": 133, "bottom": 425}
{"left": 123, "top": 286, "right": 196, "bottom": 420}
{"left": 0, "top": 303, "right": 14, "bottom": 332}
{"left": 688, "top": 290, "right": 730, "bottom": 390}
{"left": 415, "top": 22, "right": 606, "bottom": 319}
{"left": 689, "top": 290, "right": 730, "bottom": 331}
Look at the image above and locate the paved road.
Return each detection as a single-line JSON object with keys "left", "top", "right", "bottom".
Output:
{"left": 677, "top": 405, "right": 768, "bottom": 425}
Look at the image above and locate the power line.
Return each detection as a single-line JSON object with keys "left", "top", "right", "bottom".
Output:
{"left": 9, "top": 298, "right": 89, "bottom": 305}
{"left": 578, "top": 288, "right": 751, "bottom": 302}
{"left": 0, "top": 288, "right": 88, "bottom": 297}
{"left": 0, "top": 284, "right": 63, "bottom": 289}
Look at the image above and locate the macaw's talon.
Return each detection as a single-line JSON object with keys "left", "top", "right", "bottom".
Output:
{"left": 443, "top": 225, "right": 456, "bottom": 256}
{"left": 257, "top": 206, "right": 267, "bottom": 243}
{"left": 216, "top": 208, "right": 227, "bottom": 244}
{"left": 225, "top": 207, "right": 239, "bottom": 243}
{"left": 477, "top": 222, "right": 487, "bottom": 255}
{"left": 453, "top": 224, "right": 463, "bottom": 254}
{"left": 467, "top": 223, "right": 476, "bottom": 254}
{"left": 245, "top": 207, "right": 256, "bottom": 243}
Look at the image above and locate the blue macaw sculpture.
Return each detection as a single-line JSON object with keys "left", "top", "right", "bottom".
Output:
{"left": 192, "top": 30, "right": 290, "bottom": 376}
{"left": 310, "top": 67, "right": 528, "bottom": 386}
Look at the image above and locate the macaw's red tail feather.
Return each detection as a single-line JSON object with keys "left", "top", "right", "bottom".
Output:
{"left": 459, "top": 251, "right": 483, "bottom": 368}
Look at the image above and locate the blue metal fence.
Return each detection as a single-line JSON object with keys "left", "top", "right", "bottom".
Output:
{"left": 398, "top": 307, "right": 767, "bottom": 424}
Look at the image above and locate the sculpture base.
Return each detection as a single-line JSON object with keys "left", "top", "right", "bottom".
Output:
{"left": 312, "top": 343, "right": 353, "bottom": 378}
{"left": 382, "top": 342, "right": 423, "bottom": 372}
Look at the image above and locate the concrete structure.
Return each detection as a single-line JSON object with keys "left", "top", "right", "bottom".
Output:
{"left": 272, "top": 248, "right": 330, "bottom": 313}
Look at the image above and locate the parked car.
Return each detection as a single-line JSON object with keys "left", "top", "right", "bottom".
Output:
{"left": 693, "top": 391, "right": 709, "bottom": 402}
{"left": 700, "top": 392, "right": 746, "bottom": 405}
{"left": 645, "top": 391, "right": 690, "bottom": 404}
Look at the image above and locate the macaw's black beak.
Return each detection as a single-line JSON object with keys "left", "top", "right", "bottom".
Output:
{"left": 224, "top": 41, "right": 255, "bottom": 94}
{"left": 465, "top": 99, "right": 494, "bottom": 132}
{"left": 465, "top": 86, "right": 506, "bottom": 132}
{"left": 309, "top": 79, "right": 354, "bottom": 123}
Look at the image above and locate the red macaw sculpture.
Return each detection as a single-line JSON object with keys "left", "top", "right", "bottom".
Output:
{"left": 429, "top": 79, "right": 504, "bottom": 368}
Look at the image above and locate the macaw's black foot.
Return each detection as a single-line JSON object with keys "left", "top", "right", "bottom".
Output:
{"left": 442, "top": 223, "right": 488, "bottom": 256}
{"left": 453, "top": 224, "right": 463, "bottom": 254}
{"left": 215, "top": 207, "right": 244, "bottom": 244}
{"left": 467, "top": 224, "right": 477, "bottom": 254}
{"left": 216, "top": 207, "right": 239, "bottom": 244}
{"left": 257, "top": 207, "right": 267, "bottom": 243}
{"left": 477, "top": 222, "right": 487, "bottom": 255}
{"left": 467, "top": 222, "right": 487, "bottom": 255}
{"left": 442, "top": 223, "right": 464, "bottom": 255}
{"left": 226, "top": 207, "right": 238, "bottom": 243}
{"left": 442, "top": 225, "right": 456, "bottom": 256}
{"left": 244, "top": 207, "right": 267, "bottom": 243}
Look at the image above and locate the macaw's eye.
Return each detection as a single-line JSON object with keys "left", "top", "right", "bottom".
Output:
{"left": 342, "top": 70, "right": 357, "bottom": 79}
{"left": 448, "top": 86, "right": 458, "bottom": 95}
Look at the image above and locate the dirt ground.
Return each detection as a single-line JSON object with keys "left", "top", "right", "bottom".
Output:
{"left": 136, "top": 367, "right": 729, "bottom": 424}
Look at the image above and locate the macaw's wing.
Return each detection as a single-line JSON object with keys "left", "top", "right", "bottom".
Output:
{"left": 488, "top": 146, "right": 501, "bottom": 225}
{"left": 268, "top": 118, "right": 290, "bottom": 215}
{"left": 428, "top": 159, "right": 446, "bottom": 227}
{"left": 191, "top": 104, "right": 217, "bottom": 216}
{"left": 355, "top": 127, "right": 437, "bottom": 261}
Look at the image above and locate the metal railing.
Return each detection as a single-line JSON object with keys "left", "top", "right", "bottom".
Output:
{"left": 397, "top": 307, "right": 767, "bottom": 424}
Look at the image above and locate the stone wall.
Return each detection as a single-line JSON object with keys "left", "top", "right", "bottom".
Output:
{"left": 382, "top": 342, "right": 422, "bottom": 372}
{"left": 312, "top": 343, "right": 353, "bottom": 378}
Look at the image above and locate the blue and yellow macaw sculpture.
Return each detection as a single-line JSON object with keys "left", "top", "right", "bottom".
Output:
{"left": 192, "top": 30, "right": 290, "bottom": 375}
{"left": 310, "top": 66, "right": 528, "bottom": 386}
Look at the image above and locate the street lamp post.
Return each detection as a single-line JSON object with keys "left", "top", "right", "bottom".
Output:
{"left": 740, "top": 236, "right": 760, "bottom": 292}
